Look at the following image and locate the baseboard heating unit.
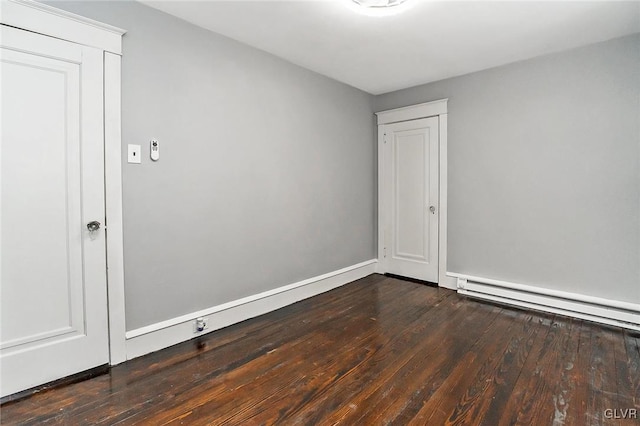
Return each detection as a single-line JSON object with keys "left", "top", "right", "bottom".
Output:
{"left": 449, "top": 272, "right": 640, "bottom": 331}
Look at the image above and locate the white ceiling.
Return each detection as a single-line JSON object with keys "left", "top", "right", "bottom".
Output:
{"left": 142, "top": 0, "right": 640, "bottom": 95}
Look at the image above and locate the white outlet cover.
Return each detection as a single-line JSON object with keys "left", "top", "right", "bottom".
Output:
{"left": 128, "top": 144, "right": 141, "bottom": 164}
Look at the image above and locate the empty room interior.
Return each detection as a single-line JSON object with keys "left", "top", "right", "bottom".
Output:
{"left": 1, "top": 0, "right": 639, "bottom": 424}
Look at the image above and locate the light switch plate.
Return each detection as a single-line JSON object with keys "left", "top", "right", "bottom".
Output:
{"left": 128, "top": 144, "right": 141, "bottom": 164}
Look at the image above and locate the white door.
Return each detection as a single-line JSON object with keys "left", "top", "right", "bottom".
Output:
{"left": 1, "top": 25, "right": 109, "bottom": 397}
{"left": 380, "top": 117, "right": 439, "bottom": 282}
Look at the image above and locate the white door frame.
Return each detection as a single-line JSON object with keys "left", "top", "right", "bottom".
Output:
{"left": 2, "top": 0, "right": 128, "bottom": 364}
{"left": 376, "top": 99, "right": 456, "bottom": 290}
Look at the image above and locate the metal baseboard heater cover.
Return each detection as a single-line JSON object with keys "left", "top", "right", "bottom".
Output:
{"left": 449, "top": 272, "right": 640, "bottom": 331}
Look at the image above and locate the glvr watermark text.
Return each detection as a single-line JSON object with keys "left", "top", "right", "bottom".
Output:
{"left": 603, "top": 408, "right": 637, "bottom": 420}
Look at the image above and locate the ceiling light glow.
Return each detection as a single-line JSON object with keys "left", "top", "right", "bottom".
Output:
{"left": 352, "top": 0, "right": 408, "bottom": 7}
{"left": 348, "top": 0, "right": 413, "bottom": 17}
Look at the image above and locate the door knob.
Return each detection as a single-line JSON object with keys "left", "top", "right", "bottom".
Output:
{"left": 86, "top": 221, "right": 101, "bottom": 232}
{"left": 429, "top": 205, "right": 436, "bottom": 214}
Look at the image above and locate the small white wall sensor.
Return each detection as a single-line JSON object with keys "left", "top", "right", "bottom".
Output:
{"left": 150, "top": 139, "right": 160, "bottom": 161}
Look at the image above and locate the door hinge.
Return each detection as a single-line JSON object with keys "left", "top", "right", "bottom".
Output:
{"left": 383, "top": 247, "right": 387, "bottom": 258}
{"left": 383, "top": 133, "right": 387, "bottom": 144}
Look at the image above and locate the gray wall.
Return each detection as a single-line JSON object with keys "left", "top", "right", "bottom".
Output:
{"left": 51, "top": 1, "right": 376, "bottom": 330}
{"left": 376, "top": 34, "right": 640, "bottom": 304}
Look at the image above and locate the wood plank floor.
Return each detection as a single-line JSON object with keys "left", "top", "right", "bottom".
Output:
{"left": 1, "top": 274, "right": 639, "bottom": 425}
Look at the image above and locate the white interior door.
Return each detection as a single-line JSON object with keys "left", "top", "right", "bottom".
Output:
{"left": 1, "top": 25, "right": 109, "bottom": 397}
{"left": 381, "top": 117, "right": 439, "bottom": 282}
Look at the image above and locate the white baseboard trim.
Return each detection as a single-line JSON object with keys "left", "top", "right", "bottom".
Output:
{"left": 450, "top": 272, "right": 640, "bottom": 331}
{"left": 375, "top": 260, "right": 457, "bottom": 290}
{"left": 438, "top": 275, "right": 457, "bottom": 291}
{"left": 125, "top": 259, "right": 378, "bottom": 360}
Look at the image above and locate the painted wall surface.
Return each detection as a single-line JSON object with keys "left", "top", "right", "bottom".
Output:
{"left": 376, "top": 34, "right": 640, "bottom": 304}
{"left": 50, "top": 1, "right": 376, "bottom": 330}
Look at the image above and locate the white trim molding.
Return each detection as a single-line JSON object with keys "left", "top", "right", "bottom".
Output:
{"left": 375, "top": 99, "right": 456, "bottom": 290}
{"left": 376, "top": 99, "right": 448, "bottom": 125}
{"left": 104, "top": 52, "right": 126, "bottom": 365}
{"left": 124, "top": 260, "right": 378, "bottom": 360}
{"left": 451, "top": 272, "right": 640, "bottom": 331}
{"left": 0, "top": 0, "right": 126, "bottom": 54}
{"left": 437, "top": 113, "right": 451, "bottom": 289}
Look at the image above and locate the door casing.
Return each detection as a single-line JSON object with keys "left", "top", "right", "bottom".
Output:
{"left": 376, "top": 99, "right": 456, "bottom": 290}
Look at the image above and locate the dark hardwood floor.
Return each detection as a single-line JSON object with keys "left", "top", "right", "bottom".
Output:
{"left": 1, "top": 274, "right": 638, "bottom": 425}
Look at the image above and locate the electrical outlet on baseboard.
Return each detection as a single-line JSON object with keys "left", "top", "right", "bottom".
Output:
{"left": 194, "top": 317, "right": 208, "bottom": 333}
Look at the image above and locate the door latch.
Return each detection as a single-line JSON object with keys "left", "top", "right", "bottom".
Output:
{"left": 86, "top": 221, "right": 101, "bottom": 232}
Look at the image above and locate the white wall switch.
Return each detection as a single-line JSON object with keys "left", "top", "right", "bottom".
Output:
{"left": 150, "top": 139, "right": 160, "bottom": 161}
{"left": 128, "top": 144, "right": 141, "bottom": 164}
